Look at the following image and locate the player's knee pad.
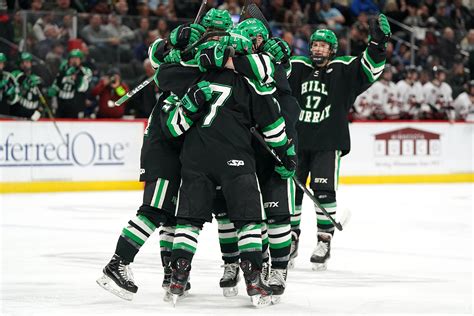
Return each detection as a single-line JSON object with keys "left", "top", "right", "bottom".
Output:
{"left": 267, "top": 215, "right": 290, "bottom": 226}
{"left": 136, "top": 204, "right": 170, "bottom": 228}
{"left": 308, "top": 189, "right": 336, "bottom": 205}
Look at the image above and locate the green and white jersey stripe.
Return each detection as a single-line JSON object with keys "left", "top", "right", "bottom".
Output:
{"left": 290, "top": 56, "right": 313, "bottom": 68}
{"left": 334, "top": 150, "right": 342, "bottom": 190}
{"left": 166, "top": 104, "right": 193, "bottom": 137}
{"left": 262, "top": 117, "right": 288, "bottom": 148}
{"left": 361, "top": 49, "right": 385, "bottom": 83}
{"left": 237, "top": 223, "right": 262, "bottom": 252}
{"left": 246, "top": 53, "right": 275, "bottom": 85}
{"left": 287, "top": 178, "right": 296, "bottom": 215}
{"left": 148, "top": 38, "right": 164, "bottom": 69}
{"left": 151, "top": 178, "right": 170, "bottom": 209}
{"left": 243, "top": 77, "right": 276, "bottom": 95}
{"left": 173, "top": 224, "right": 200, "bottom": 254}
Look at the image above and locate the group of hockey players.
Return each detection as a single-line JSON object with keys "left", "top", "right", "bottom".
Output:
{"left": 0, "top": 49, "right": 92, "bottom": 120}
{"left": 96, "top": 7, "right": 391, "bottom": 308}
{"left": 353, "top": 63, "right": 474, "bottom": 121}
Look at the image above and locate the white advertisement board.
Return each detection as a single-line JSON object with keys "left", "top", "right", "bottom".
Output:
{"left": 0, "top": 121, "right": 144, "bottom": 182}
{"left": 344, "top": 122, "right": 473, "bottom": 176}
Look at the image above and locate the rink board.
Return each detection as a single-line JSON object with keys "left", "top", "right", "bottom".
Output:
{"left": 0, "top": 120, "right": 472, "bottom": 193}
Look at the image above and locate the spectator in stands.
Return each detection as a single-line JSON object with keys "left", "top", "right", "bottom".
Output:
{"left": 350, "top": 0, "right": 379, "bottom": 17}
{"left": 149, "top": 0, "right": 170, "bottom": 17}
{"left": 320, "top": 0, "right": 346, "bottom": 32}
{"left": 172, "top": 0, "right": 201, "bottom": 19}
{"left": 460, "top": 29, "right": 474, "bottom": 52}
{"left": 35, "top": 24, "right": 60, "bottom": 59}
{"left": 134, "top": 17, "right": 150, "bottom": 44}
{"left": 126, "top": 59, "right": 158, "bottom": 118}
{"left": 415, "top": 43, "right": 430, "bottom": 69}
{"left": 434, "top": 3, "right": 454, "bottom": 30}
{"left": 91, "top": 67, "right": 129, "bottom": 118}
{"left": 156, "top": 18, "right": 170, "bottom": 39}
{"left": 403, "top": 2, "right": 423, "bottom": 28}
{"left": 89, "top": 0, "right": 113, "bottom": 14}
{"left": 81, "top": 14, "right": 117, "bottom": 62}
{"left": 32, "top": 12, "right": 54, "bottom": 42}
{"left": 451, "top": 0, "right": 473, "bottom": 32}
{"left": 218, "top": 0, "right": 240, "bottom": 15}
{"left": 434, "top": 27, "right": 459, "bottom": 69}
{"left": 134, "top": 30, "right": 159, "bottom": 61}
{"left": 45, "top": 41, "right": 65, "bottom": 76}
{"left": 265, "top": 0, "right": 286, "bottom": 23}
{"left": 104, "top": 13, "right": 135, "bottom": 62}
{"left": 114, "top": 0, "right": 137, "bottom": 29}
{"left": 306, "top": 0, "right": 325, "bottom": 26}
{"left": 284, "top": 0, "right": 305, "bottom": 32}
{"left": 349, "top": 22, "right": 368, "bottom": 56}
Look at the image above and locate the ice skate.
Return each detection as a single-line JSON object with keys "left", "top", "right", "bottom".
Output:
{"left": 162, "top": 258, "right": 191, "bottom": 302}
{"left": 168, "top": 258, "right": 191, "bottom": 306}
{"left": 288, "top": 231, "right": 299, "bottom": 269}
{"left": 240, "top": 260, "right": 273, "bottom": 308}
{"left": 96, "top": 254, "right": 138, "bottom": 301}
{"left": 261, "top": 261, "right": 270, "bottom": 284}
{"left": 268, "top": 268, "right": 287, "bottom": 304}
{"left": 219, "top": 263, "right": 240, "bottom": 297}
{"left": 310, "top": 233, "right": 332, "bottom": 271}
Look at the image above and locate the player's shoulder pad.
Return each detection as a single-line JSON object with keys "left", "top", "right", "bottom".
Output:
{"left": 329, "top": 55, "right": 357, "bottom": 66}
{"left": 289, "top": 56, "right": 313, "bottom": 68}
{"left": 244, "top": 77, "right": 276, "bottom": 95}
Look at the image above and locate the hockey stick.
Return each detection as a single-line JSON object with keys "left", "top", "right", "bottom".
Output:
{"left": 193, "top": 0, "right": 208, "bottom": 24}
{"left": 36, "top": 87, "right": 67, "bottom": 145}
{"left": 239, "top": 0, "right": 251, "bottom": 22}
{"left": 250, "top": 127, "right": 344, "bottom": 231}
{"left": 245, "top": 3, "right": 273, "bottom": 37}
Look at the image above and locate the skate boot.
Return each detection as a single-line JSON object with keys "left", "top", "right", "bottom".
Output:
{"left": 168, "top": 258, "right": 191, "bottom": 306}
{"left": 261, "top": 261, "right": 270, "bottom": 284}
{"left": 219, "top": 263, "right": 240, "bottom": 297}
{"left": 96, "top": 254, "right": 138, "bottom": 301}
{"left": 162, "top": 256, "right": 172, "bottom": 290}
{"left": 288, "top": 231, "right": 299, "bottom": 269}
{"left": 310, "top": 233, "right": 332, "bottom": 271}
{"left": 268, "top": 268, "right": 287, "bottom": 304}
{"left": 240, "top": 260, "right": 273, "bottom": 308}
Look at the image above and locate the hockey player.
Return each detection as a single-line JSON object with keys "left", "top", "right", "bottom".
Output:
{"left": 422, "top": 66, "right": 455, "bottom": 120}
{"left": 453, "top": 80, "right": 474, "bottom": 121}
{"left": 368, "top": 64, "right": 399, "bottom": 120}
{"left": 47, "top": 49, "right": 92, "bottom": 118}
{"left": 396, "top": 65, "right": 424, "bottom": 119}
{"left": 10, "top": 52, "right": 42, "bottom": 120}
{"left": 155, "top": 39, "right": 296, "bottom": 307}
{"left": 287, "top": 15, "right": 390, "bottom": 270}
{"left": 96, "top": 10, "right": 231, "bottom": 302}
{"left": 0, "top": 53, "right": 18, "bottom": 116}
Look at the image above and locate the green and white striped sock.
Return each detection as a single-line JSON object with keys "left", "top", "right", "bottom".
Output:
{"left": 172, "top": 224, "right": 201, "bottom": 255}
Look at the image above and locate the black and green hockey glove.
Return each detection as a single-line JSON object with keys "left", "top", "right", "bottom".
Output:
{"left": 369, "top": 14, "right": 391, "bottom": 47}
{"left": 197, "top": 42, "right": 233, "bottom": 72}
{"left": 181, "top": 81, "right": 213, "bottom": 114}
{"left": 274, "top": 143, "right": 297, "bottom": 179}
{"left": 163, "top": 49, "right": 182, "bottom": 63}
{"left": 169, "top": 23, "right": 206, "bottom": 49}
{"left": 262, "top": 37, "right": 291, "bottom": 64}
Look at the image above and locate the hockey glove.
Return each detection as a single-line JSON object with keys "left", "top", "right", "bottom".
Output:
{"left": 164, "top": 49, "right": 182, "bottom": 63}
{"left": 169, "top": 23, "right": 206, "bottom": 49}
{"left": 197, "top": 43, "right": 233, "bottom": 72}
{"left": 262, "top": 37, "right": 291, "bottom": 64}
{"left": 274, "top": 143, "right": 297, "bottom": 179}
{"left": 47, "top": 86, "right": 58, "bottom": 97}
{"left": 181, "top": 81, "right": 213, "bottom": 114}
{"left": 148, "top": 38, "right": 167, "bottom": 69}
{"left": 369, "top": 14, "right": 391, "bottom": 47}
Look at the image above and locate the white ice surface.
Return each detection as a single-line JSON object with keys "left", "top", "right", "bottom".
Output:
{"left": 1, "top": 183, "right": 472, "bottom": 315}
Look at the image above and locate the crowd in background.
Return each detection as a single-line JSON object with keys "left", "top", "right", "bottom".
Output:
{"left": 0, "top": 0, "right": 473, "bottom": 120}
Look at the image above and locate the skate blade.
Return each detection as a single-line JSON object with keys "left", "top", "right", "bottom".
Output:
{"left": 271, "top": 295, "right": 282, "bottom": 305}
{"left": 222, "top": 286, "right": 238, "bottom": 297}
{"left": 250, "top": 294, "right": 272, "bottom": 308}
{"left": 96, "top": 274, "right": 134, "bottom": 301}
{"left": 165, "top": 290, "right": 189, "bottom": 303}
{"left": 287, "top": 259, "right": 295, "bottom": 269}
{"left": 312, "top": 262, "right": 328, "bottom": 271}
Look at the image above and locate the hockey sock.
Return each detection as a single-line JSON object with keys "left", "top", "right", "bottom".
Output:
{"left": 268, "top": 219, "right": 291, "bottom": 269}
{"left": 237, "top": 223, "right": 263, "bottom": 269}
{"left": 262, "top": 222, "right": 269, "bottom": 263}
{"left": 159, "top": 225, "right": 175, "bottom": 266}
{"left": 316, "top": 201, "right": 337, "bottom": 237}
{"left": 291, "top": 205, "right": 302, "bottom": 237}
{"left": 217, "top": 215, "right": 240, "bottom": 264}
{"left": 171, "top": 224, "right": 201, "bottom": 263}
{"left": 115, "top": 214, "right": 157, "bottom": 262}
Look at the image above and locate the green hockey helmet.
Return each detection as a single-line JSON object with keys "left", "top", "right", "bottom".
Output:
{"left": 19, "top": 52, "right": 33, "bottom": 62}
{"left": 68, "top": 49, "right": 84, "bottom": 59}
{"left": 309, "top": 29, "right": 338, "bottom": 65}
{"left": 0, "top": 53, "right": 6, "bottom": 62}
{"left": 222, "top": 28, "right": 253, "bottom": 55}
{"left": 201, "top": 9, "right": 233, "bottom": 30}
{"left": 235, "top": 18, "right": 270, "bottom": 49}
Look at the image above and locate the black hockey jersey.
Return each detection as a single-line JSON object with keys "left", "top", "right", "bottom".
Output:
{"left": 288, "top": 43, "right": 386, "bottom": 155}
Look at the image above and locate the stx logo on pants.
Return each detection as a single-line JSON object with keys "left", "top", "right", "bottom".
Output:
{"left": 314, "top": 178, "right": 328, "bottom": 184}
{"left": 264, "top": 201, "right": 279, "bottom": 208}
